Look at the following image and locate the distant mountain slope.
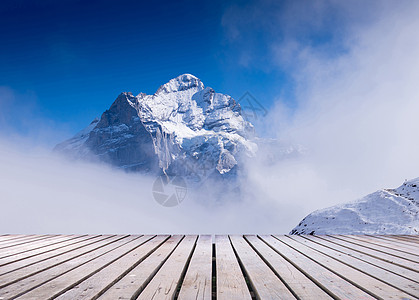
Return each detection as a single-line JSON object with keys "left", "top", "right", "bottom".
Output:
{"left": 290, "top": 178, "right": 419, "bottom": 235}
{"left": 55, "top": 74, "right": 256, "bottom": 178}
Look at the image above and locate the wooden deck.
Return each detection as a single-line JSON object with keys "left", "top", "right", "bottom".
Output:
{"left": 0, "top": 234, "right": 418, "bottom": 299}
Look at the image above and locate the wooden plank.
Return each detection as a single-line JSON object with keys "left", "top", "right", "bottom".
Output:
{"left": 0, "top": 235, "right": 43, "bottom": 246}
{"left": 215, "top": 235, "right": 252, "bottom": 300}
{"left": 305, "top": 235, "right": 419, "bottom": 282}
{"left": 230, "top": 235, "right": 295, "bottom": 299}
{"left": 245, "top": 235, "right": 333, "bottom": 299}
{"left": 395, "top": 235, "right": 419, "bottom": 240}
{"left": 290, "top": 235, "right": 419, "bottom": 297}
{"left": 0, "top": 235, "right": 98, "bottom": 267}
{"left": 51, "top": 236, "right": 168, "bottom": 299}
{"left": 347, "top": 235, "right": 419, "bottom": 256}
{"left": 0, "top": 235, "right": 33, "bottom": 243}
{"left": 368, "top": 235, "right": 419, "bottom": 252}
{"left": 5, "top": 235, "right": 149, "bottom": 300}
{"left": 137, "top": 235, "right": 197, "bottom": 300}
{"left": 275, "top": 235, "right": 414, "bottom": 299}
{"left": 0, "top": 235, "right": 79, "bottom": 259}
{"left": 0, "top": 235, "right": 62, "bottom": 249}
{"left": 384, "top": 236, "right": 419, "bottom": 244}
{"left": 330, "top": 235, "right": 419, "bottom": 263}
{"left": 368, "top": 235, "right": 419, "bottom": 247}
{"left": 0, "top": 235, "right": 56, "bottom": 250}
{"left": 0, "top": 235, "right": 139, "bottom": 299}
{"left": 178, "top": 235, "right": 212, "bottom": 300}
{"left": 260, "top": 235, "right": 373, "bottom": 300}
{"left": 98, "top": 235, "right": 184, "bottom": 299}
{"left": 317, "top": 235, "right": 419, "bottom": 272}
{"left": 0, "top": 234, "right": 415, "bottom": 299}
{"left": 0, "top": 235, "right": 107, "bottom": 275}
{"left": 0, "top": 234, "right": 15, "bottom": 239}
{"left": 0, "top": 235, "right": 118, "bottom": 287}
{"left": 342, "top": 235, "right": 419, "bottom": 262}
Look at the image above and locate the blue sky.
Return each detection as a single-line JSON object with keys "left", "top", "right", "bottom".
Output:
{"left": 0, "top": 0, "right": 380, "bottom": 144}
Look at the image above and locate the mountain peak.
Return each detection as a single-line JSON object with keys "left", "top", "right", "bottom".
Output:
{"left": 55, "top": 75, "right": 256, "bottom": 178}
{"left": 156, "top": 74, "right": 204, "bottom": 94}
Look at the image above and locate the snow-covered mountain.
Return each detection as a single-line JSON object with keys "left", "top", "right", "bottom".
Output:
{"left": 55, "top": 74, "right": 257, "bottom": 179}
{"left": 290, "top": 178, "right": 419, "bottom": 235}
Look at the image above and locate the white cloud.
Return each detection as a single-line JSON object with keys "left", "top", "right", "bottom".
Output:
{"left": 0, "top": 140, "right": 294, "bottom": 234}
{"left": 244, "top": 0, "right": 419, "bottom": 225}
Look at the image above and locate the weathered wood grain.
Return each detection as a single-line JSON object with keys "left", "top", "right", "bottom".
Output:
{"left": 382, "top": 235, "right": 419, "bottom": 245}
{"left": 0, "top": 236, "right": 119, "bottom": 288}
{"left": 275, "top": 235, "right": 414, "bottom": 299}
{"left": 0, "top": 235, "right": 57, "bottom": 251}
{"left": 137, "top": 235, "right": 197, "bottom": 300}
{"left": 55, "top": 235, "right": 168, "bottom": 299}
{"left": 230, "top": 235, "right": 295, "bottom": 299}
{"left": 245, "top": 235, "right": 333, "bottom": 299}
{"left": 0, "top": 235, "right": 35, "bottom": 244}
{"left": 0, "top": 235, "right": 139, "bottom": 299}
{"left": 0, "top": 234, "right": 415, "bottom": 300}
{"left": 261, "top": 235, "right": 374, "bottom": 300}
{"left": 334, "top": 235, "right": 419, "bottom": 263}
{"left": 289, "top": 235, "right": 419, "bottom": 297}
{"left": 347, "top": 235, "right": 419, "bottom": 255}
{"left": 0, "top": 235, "right": 105, "bottom": 275}
{"left": 11, "top": 235, "right": 149, "bottom": 300}
{"left": 303, "top": 235, "right": 419, "bottom": 282}
{"left": 0, "top": 235, "right": 79, "bottom": 259}
{"left": 364, "top": 235, "right": 419, "bottom": 253}
{"left": 215, "top": 235, "right": 252, "bottom": 300}
{"left": 178, "top": 235, "right": 212, "bottom": 300}
{"left": 317, "top": 235, "right": 419, "bottom": 272}
{"left": 98, "top": 235, "right": 183, "bottom": 299}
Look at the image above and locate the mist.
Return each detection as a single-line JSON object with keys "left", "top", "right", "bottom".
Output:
{"left": 0, "top": 139, "right": 291, "bottom": 234}
{"left": 1, "top": 1, "right": 419, "bottom": 234}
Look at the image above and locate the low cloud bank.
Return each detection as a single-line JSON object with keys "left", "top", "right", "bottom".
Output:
{"left": 0, "top": 141, "right": 292, "bottom": 234}
{"left": 236, "top": 0, "right": 419, "bottom": 227}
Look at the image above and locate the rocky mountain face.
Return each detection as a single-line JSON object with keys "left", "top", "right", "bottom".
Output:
{"left": 290, "top": 178, "right": 419, "bottom": 235}
{"left": 55, "top": 74, "right": 257, "bottom": 179}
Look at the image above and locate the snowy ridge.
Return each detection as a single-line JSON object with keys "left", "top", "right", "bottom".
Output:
{"left": 54, "top": 118, "right": 99, "bottom": 154}
{"left": 290, "top": 178, "right": 419, "bottom": 235}
{"left": 55, "top": 74, "right": 256, "bottom": 178}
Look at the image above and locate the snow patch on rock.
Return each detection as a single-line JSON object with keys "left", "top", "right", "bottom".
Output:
{"left": 55, "top": 74, "right": 256, "bottom": 178}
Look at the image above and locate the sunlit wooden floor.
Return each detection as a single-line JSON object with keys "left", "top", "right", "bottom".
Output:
{"left": 0, "top": 234, "right": 417, "bottom": 299}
